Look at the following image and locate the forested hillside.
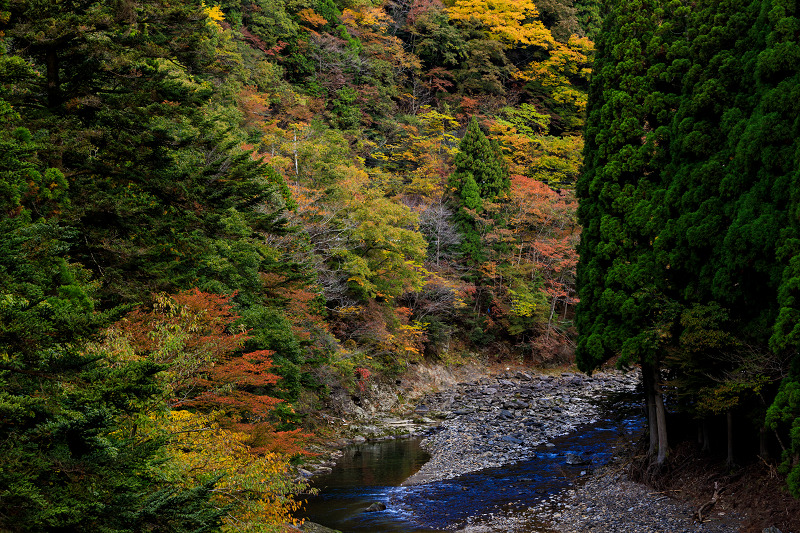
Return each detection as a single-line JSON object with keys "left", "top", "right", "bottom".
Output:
{"left": 0, "top": 0, "right": 595, "bottom": 529}
{"left": 4, "top": 0, "right": 800, "bottom": 528}
{"left": 577, "top": 0, "right": 800, "bottom": 496}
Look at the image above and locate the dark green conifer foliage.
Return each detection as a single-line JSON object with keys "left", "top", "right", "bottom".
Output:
{"left": 579, "top": 0, "right": 800, "bottom": 484}
{"left": 576, "top": 0, "right": 678, "bottom": 373}
{"left": 652, "top": 1, "right": 771, "bottom": 462}
{"left": 3, "top": 0, "right": 308, "bottom": 400}
{"left": 451, "top": 118, "right": 510, "bottom": 200}
{"left": 573, "top": 0, "right": 605, "bottom": 39}
{"left": 575, "top": 0, "right": 683, "bottom": 464}
{"left": 755, "top": 0, "right": 800, "bottom": 496}
{"left": 0, "top": 55, "right": 223, "bottom": 529}
{"left": 449, "top": 117, "right": 510, "bottom": 262}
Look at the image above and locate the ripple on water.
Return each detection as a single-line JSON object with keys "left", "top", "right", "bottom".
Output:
{"left": 300, "top": 407, "right": 644, "bottom": 533}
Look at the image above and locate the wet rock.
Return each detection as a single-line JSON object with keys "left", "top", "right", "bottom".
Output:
{"left": 365, "top": 502, "right": 387, "bottom": 512}
{"left": 402, "top": 369, "right": 640, "bottom": 486}
{"left": 565, "top": 452, "right": 591, "bottom": 465}
{"left": 351, "top": 436, "right": 366, "bottom": 444}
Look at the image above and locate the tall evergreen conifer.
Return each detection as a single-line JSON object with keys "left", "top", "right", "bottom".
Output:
{"left": 0, "top": 43, "right": 223, "bottom": 526}
{"left": 449, "top": 117, "right": 510, "bottom": 262}
{"left": 576, "top": 0, "right": 680, "bottom": 464}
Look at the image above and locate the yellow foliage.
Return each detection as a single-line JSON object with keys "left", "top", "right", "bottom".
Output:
{"left": 203, "top": 3, "right": 225, "bottom": 30}
{"left": 298, "top": 8, "right": 327, "bottom": 28}
{"left": 448, "top": 0, "right": 555, "bottom": 48}
{"left": 342, "top": 6, "right": 392, "bottom": 29}
{"left": 517, "top": 35, "right": 594, "bottom": 112}
{"left": 333, "top": 305, "right": 363, "bottom": 316}
{"left": 163, "top": 410, "right": 309, "bottom": 532}
{"left": 507, "top": 288, "right": 538, "bottom": 318}
{"left": 487, "top": 121, "right": 538, "bottom": 175}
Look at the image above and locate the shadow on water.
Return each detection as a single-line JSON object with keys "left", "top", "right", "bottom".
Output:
{"left": 299, "top": 390, "right": 644, "bottom": 533}
{"left": 300, "top": 438, "right": 436, "bottom": 532}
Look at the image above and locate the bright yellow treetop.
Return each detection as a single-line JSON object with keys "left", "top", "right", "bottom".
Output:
{"left": 448, "top": 0, "right": 555, "bottom": 48}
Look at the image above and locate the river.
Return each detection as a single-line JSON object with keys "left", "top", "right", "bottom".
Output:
{"left": 299, "top": 393, "right": 643, "bottom": 532}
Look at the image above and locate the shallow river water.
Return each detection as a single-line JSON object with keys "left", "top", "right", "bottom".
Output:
{"left": 300, "top": 395, "right": 643, "bottom": 532}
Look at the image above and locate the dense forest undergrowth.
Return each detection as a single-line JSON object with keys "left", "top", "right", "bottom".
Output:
{"left": 1, "top": 0, "right": 800, "bottom": 530}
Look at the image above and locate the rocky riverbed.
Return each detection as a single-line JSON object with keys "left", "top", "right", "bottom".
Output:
{"left": 454, "top": 461, "right": 747, "bottom": 533}
{"left": 402, "top": 369, "right": 640, "bottom": 485}
{"left": 297, "top": 366, "right": 764, "bottom": 533}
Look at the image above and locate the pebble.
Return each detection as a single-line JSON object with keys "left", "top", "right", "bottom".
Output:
{"left": 402, "top": 369, "right": 639, "bottom": 486}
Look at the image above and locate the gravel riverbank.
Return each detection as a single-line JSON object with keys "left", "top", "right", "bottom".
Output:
{"left": 402, "top": 369, "right": 639, "bottom": 485}
{"left": 405, "top": 368, "right": 746, "bottom": 533}
{"left": 455, "top": 461, "right": 745, "bottom": 533}
{"left": 300, "top": 367, "right": 754, "bottom": 533}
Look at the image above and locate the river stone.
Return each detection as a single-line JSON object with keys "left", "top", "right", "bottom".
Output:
{"left": 351, "top": 436, "right": 366, "bottom": 444}
{"left": 300, "top": 522, "right": 343, "bottom": 533}
{"left": 762, "top": 528, "right": 783, "bottom": 533}
{"left": 365, "top": 502, "right": 387, "bottom": 512}
{"left": 401, "top": 369, "right": 640, "bottom": 486}
{"left": 565, "top": 452, "right": 590, "bottom": 465}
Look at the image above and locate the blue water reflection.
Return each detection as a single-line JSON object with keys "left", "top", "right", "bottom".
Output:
{"left": 300, "top": 398, "right": 643, "bottom": 532}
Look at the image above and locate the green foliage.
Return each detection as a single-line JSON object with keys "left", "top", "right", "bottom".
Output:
{"left": 577, "top": 0, "right": 800, "bottom": 492}
{"left": 767, "top": 376, "right": 800, "bottom": 496}
{"left": 575, "top": 0, "right": 678, "bottom": 372}
{"left": 0, "top": 195, "right": 223, "bottom": 533}
{"left": 498, "top": 103, "right": 551, "bottom": 136}
{"left": 340, "top": 195, "right": 428, "bottom": 299}
{"left": 0, "top": 0, "right": 614, "bottom": 522}
{"left": 240, "top": 305, "right": 304, "bottom": 400}
{"left": 449, "top": 117, "right": 510, "bottom": 262}
{"left": 573, "top": 0, "right": 605, "bottom": 40}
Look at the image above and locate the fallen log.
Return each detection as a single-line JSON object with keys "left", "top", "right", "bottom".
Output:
{"left": 694, "top": 482, "right": 721, "bottom": 523}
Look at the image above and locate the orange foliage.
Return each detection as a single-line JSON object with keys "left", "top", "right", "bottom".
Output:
{"left": 110, "top": 289, "right": 308, "bottom": 456}
{"left": 116, "top": 288, "right": 247, "bottom": 374}
{"left": 298, "top": 8, "right": 327, "bottom": 29}
{"left": 507, "top": 176, "right": 580, "bottom": 309}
